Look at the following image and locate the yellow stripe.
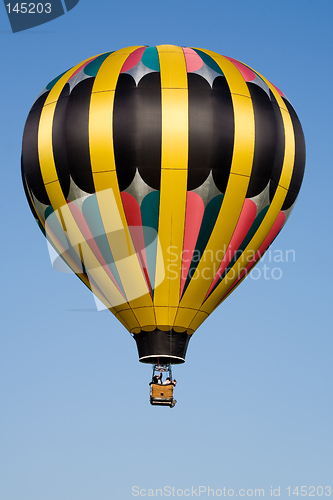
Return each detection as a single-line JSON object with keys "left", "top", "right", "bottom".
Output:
{"left": 115, "top": 308, "right": 141, "bottom": 331}
{"left": 214, "top": 257, "right": 262, "bottom": 311}
{"left": 199, "top": 75, "right": 296, "bottom": 318}
{"left": 24, "top": 176, "right": 124, "bottom": 318}
{"left": 89, "top": 47, "right": 156, "bottom": 331}
{"left": 175, "top": 50, "right": 255, "bottom": 328}
{"left": 37, "top": 60, "right": 135, "bottom": 320}
{"left": 89, "top": 47, "right": 144, "bottom": 175}
{"left": 153, "top": 45, "right": 188, "bottom": 328}
{"left": 243, "top": 64, "right": 295, "bottom": 190}
{"left": 128, "top": 307, "right": 159, "bottom": 330}
{"left": 187, "top": 310, "right": 209, "bottom": 333}
{"left": 46, "top": 183, "right": 130, "bottom": 314}
{"left": 200, "top": 188, "right": 290, "bottom": 317}
{"left": 38, "top": 56, "right": 98, "bottom": 207}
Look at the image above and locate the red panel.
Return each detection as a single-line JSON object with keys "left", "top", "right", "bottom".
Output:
{"left": 225, "top": 57, "right": 284, "bottom": 96}
{"left": 121, "top": 192, "right": 152, "bottom": 295}
{"left": 220, "top": 211, "right": 286, "bottom": 301}
{"left": 205, "top": 199, "right": 257, "bottom": 297}
{"left": 180, "top": 192, "right": 205, "bottom": 297}
{"left": 67, "top": 56, "right": 98, "bottom": 81}
{"left": 66, "top": 201, "right": 125, "bottom": 295}
{"left": 224, "top": 56, "right": 256, "bottom": 82}
{"left": 120, "top": 47, "right": 146, "bottom": 73}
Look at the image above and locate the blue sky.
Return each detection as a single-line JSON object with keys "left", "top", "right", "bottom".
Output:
{"left": 0, "top": 1, "right": 332, "bottom": 499}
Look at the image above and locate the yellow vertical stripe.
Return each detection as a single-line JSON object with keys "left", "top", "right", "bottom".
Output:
{"left": 89, "top": 48, "right": 156, "bottom": 331}
{"left": 24, "top": 175, "right": 128, "bottom": 322}
{"left": 89, "top": 47, "right": 144, "bottom": 175}
{"left": 244, "top": 63, "right": 296, "bottom": 190}
{"left": 175, "top": 50, "right": 255, "bottom": 329}
{"left": 37, "top": 59, "right": 139, "bottom": 328}
{"left": 153, "top": 45, "right": 188, "bottom": 328}
{"left": 197, "top": 70, "right": 296, "bottom": 319}
{"left": 197, "top": 188, "right": 289, "bottom": 318}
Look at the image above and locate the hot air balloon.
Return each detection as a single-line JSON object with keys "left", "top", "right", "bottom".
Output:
{"left": 21, "top": 45, "right": 305, "bottom": 407}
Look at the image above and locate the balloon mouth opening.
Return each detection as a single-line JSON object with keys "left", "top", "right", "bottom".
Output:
{"left": 139, "top": 355, "right": 185, "bottom": 365}
{"left": 133, "top": 329, "right": 191, "bottom": 365}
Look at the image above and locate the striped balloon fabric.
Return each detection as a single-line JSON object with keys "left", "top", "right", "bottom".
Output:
{"left": 22, "top": 45, "right": 305, "bottom": 363}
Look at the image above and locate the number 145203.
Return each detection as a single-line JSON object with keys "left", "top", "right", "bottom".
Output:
{"left": 6, "top": 3, "right": 52, "bottom": 14}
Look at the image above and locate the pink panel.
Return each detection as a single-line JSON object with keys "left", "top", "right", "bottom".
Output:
{"left": 182, "top": 47, "right": 203, "bottom": 72}
{"left": 121, "top": 192, "right": 152, "bottom": 295}
{"left": 220, "top": 211, "right": 286, "bottom": 301}
{"left": 67, "top": 201, "right": 125, "bottom": 295}
{"left": 180, "top": 192, "right": 205, "bottom": 297}
{"left": 224, "top": 56, "right": 255, "bottom": 82}
{"left": 120, "top": 47, "right": 146, "bottom": 73}
{"left": 205, "top": 199, "right": 257, "bottom": 297}
{"left": 67, "top": 56, "right": 97, "bottom": 81}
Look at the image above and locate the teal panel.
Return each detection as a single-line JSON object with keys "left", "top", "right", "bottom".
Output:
{"left": 141, "top": 191, "right": 160, "bottom": 231}
{"left": 237, "top": 205, "right": 270, "bottom": 251}
{"left": 142, "top": 46, "right": 160, "bottom": 71}
{"left": 84, "top": 52, "right": 113, "bottom": 77}
{"left": 44, "top": 206, "right": 84, "bottom": 272}
{"left": 38, "top": 220, "right": 46, "bottom": 237}
{"left": 82, "top": 196, "right": 125, "bottom": 294}
{"left": 141, "top": 191, "right": 160, "bottom": 294}
{"left": 192, "top": 49, "right": 224, "bottom": 75}
{"left": 46, "top": 70, "right": 70, "bottom": 90}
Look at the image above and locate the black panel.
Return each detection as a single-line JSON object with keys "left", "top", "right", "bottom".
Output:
{"left": 66, "top": 78, "right": 95, "bottom": 193}
{"left": 268, "top": 91, "right": 286, "bottom": 202}
{"left": 187, "top": 74, "right": 234, "bottom": 192}
{"left": 136, "top": 73, "right": 162, "bottom": 189}
{"left": 21, "top": 91, "right": 50, "bottom": 205}
{"left": 281, "top": 98, "right": 306, "bottom": 210}
{"left": 113, "top": 74, "right": 137, "bottom": 190}
{"left": 113, "top": 72, "right": 162, "bottom": 191}
{"left": 21, "top": 160, "right": 39, "bottom": 220}
{"left": 211, "top": 76, "right": 234, "bottom": 193}
{"left": 52, "top": 83, "right": 71, "bottom": 199}
{"left": 246, "top": 83, "right": 278, "bottom": 198}
{"left": 134, "top": 329, "right": 191, "bottom": 364}
{"left": 187, "top": 74, "right": 215, "bottom": 189}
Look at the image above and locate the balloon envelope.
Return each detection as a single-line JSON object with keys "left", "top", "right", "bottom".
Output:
{"left": 22, "top": 45, "right": 305, "bottom": 364}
